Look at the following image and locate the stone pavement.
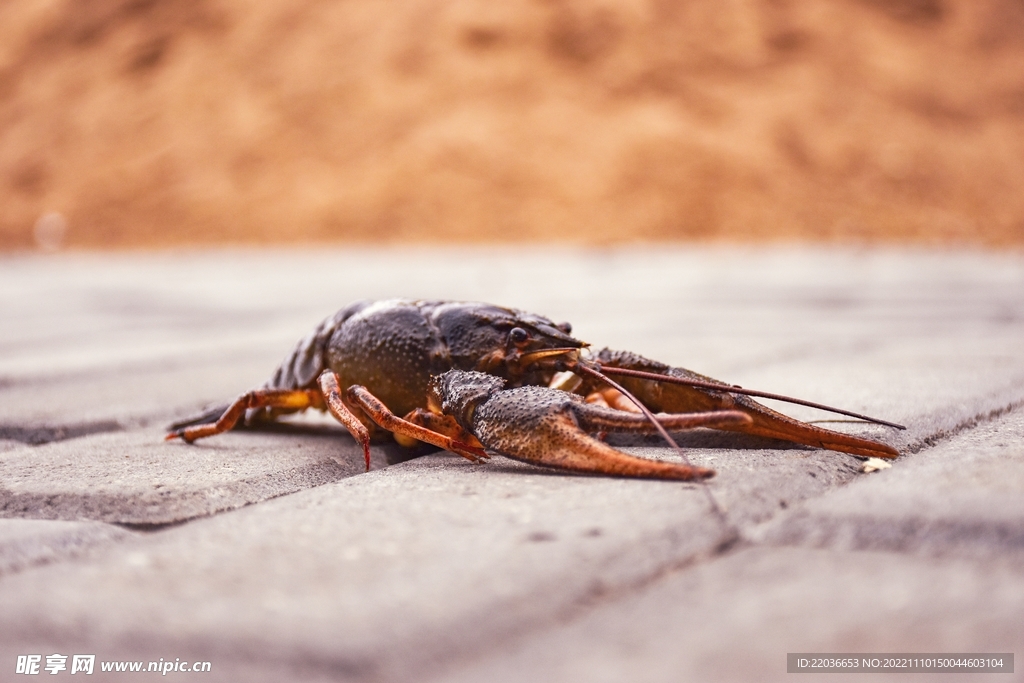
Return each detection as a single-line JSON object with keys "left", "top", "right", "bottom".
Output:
{"left": 0, "top": 247, "right": 1021, "bottom": 682}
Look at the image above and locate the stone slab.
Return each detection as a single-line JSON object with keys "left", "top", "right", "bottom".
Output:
{"left": 3, "top": 321, "right": 1019, "bottom": 528}
{"left": 0, "top": 444, "right": 881, "bottom": 682}
{"left": 0, "top": 427, "right": 391, "bottom": 525}
{"left": 0, "top": 349, "right": 290, "bottom": 433}
{"left": 426, "top": 399, "right": 1024, "bottom": 683}
{"left": 726, "top": 334, "right": 1024, "bottom": 455}
{"left": 0, "top": 439, "right": 23, "bottom": 453}
{"left": 0, "top": 519, "right": 130, "bottom": 576}
{"left": 433, "top": 545, "right": 1024, "bottom": 683}
{"left": 753, "top": 405, "right": 1024, "bottom": 557}
{"left": 2, "top": 247, "right": 1021, "bottom": 466}
{"left": 0, "top": 247, "right": 1021, "bottom": 681}
{"left": 1, "top": 247, "right": 1021, "bottom": 462}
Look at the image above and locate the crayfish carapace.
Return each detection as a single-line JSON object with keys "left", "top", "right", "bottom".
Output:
{"left": 167, "top": 299, "right": 901, "bottom": 479}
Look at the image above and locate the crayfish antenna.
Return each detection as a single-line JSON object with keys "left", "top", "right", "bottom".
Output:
{"left": 573, "top": 362, "right": 732, "bottom": 526}
{"left": 582, "top": 350, "right": 901, "bottom": 460}
{"left": 596, "top": 366, "right": 905, "bottom": 430}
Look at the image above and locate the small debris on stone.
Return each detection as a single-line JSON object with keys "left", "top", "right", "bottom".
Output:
{"left": 861, "top": 458, "right": 892, "bottom": 473}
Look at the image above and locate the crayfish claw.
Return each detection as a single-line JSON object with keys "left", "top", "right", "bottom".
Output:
{"left": 435, "top": 373, "right": 717, "bottom": 480}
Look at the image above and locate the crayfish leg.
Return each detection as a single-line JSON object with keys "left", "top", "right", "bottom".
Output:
{"left": 584, "top": 387, "right": 641, "bottom": 413}
{"left": 318, "top": 371, "right": 374, "bottom": 471}
{"left": 396, "top": 408, "right": 486, "bottom": 454}
{"left": 165, "top": 388, "right": 325, "bottom": 443}
{"left": 346, "top": 386, "right": 489, "bottom": 463}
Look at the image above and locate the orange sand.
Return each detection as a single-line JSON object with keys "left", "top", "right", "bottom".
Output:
{"left": 2, "top": 0, "right": 1024, "bottom": 249}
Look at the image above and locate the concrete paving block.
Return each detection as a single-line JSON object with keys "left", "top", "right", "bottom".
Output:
{"left": 1, "top": 281, "right": 1019, "bottom": 469}
{"left": 0, "top": 350, "right": 288, "bottom": 433}
{"left": 0, "top": 247, "right": 1020, "bottom": 681}
{"left": 0, "top": 427, "right": 389, "bottom": 525}
{"left": 0, "top": 519, "right": 130, "bottom": 576}
{"left": 753, "top": 406, "right": 1024, "bottom": 557}
{"left": 3, "top": 247, "right": 1021, "bottom": 452}
{"left": 0, "top": 445, "right": 879, "bottom": 682}
{"left": 0, "top": 439, "right": 23, "bottom": 453}
{"left": 4, "top": 248, "right": 1020, "bottom": 384}
{"left": 433, "top": 545, "right": 1024, "bottom": 683}
{"left": 0, "top": 252, "right": 332, "bottom": 382}
{"left": 743, "top": 354, "right": 1020, "bottom": 457}
{"left": 591, "top": 248, "right": 1024, "bottom": 378}
{"left": 647, "top": 331, "right": 1024, "bottom": 467}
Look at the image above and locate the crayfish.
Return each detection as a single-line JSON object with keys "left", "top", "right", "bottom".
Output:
{"left": 167, "top": 299, "right": 901, "bottom": 480}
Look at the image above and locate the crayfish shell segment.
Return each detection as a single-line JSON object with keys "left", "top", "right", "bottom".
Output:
{"left": 429, "top": 370, "right": 506, "bottom": 430}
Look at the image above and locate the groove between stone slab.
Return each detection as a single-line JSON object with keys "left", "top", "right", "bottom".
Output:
{"left": 0, "top": 420, "right": 124, "bottom": 445}
{"left": 756, "top": 512, "right": 1024, "bottom": 558}
{"left": 902, "top": 396, "right": 1024, "bottom": 455}
{"left": 0, "top": 461, "right": 357, "bottom": 525}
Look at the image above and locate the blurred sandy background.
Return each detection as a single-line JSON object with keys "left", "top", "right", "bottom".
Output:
{"left": 2, "top": 0, "right": 1023, "bottom": 250}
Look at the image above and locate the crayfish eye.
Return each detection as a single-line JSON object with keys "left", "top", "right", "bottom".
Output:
{"left": 557, "top": 321, "right": 572, "bottom": 334}
{"left": 509, "top": 327, "right": 529, "bottom": 346}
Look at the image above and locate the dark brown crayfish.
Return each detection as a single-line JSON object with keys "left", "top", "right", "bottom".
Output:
{"left": 167, "top": 299, "right": 901, "bottom": 480}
